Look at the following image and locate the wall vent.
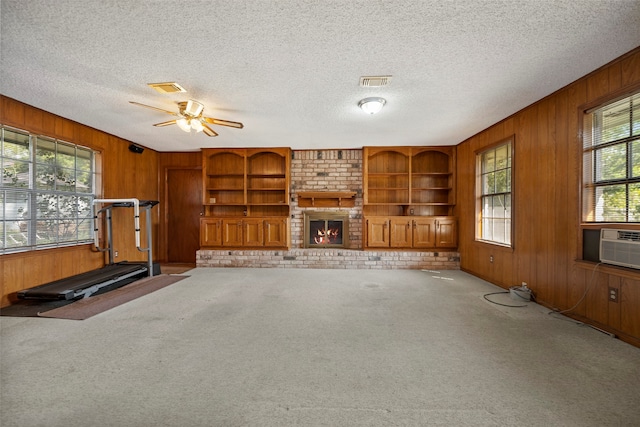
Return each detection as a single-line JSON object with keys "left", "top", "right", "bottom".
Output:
{"left": 599, "top": 228, "right": 640, "bottom": 269}
{"left": 147, "top": 82, "right": 187, "bottom": 94}
{"left": 359, "top": 75, "right": 392, "bottom": 87}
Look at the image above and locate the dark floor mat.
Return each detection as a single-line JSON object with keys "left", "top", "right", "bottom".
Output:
{"left": 0, "top": 299, "right": 76, "bottom": 317}
{"left": 1, "top": 277, "right": 143, "bottom": 318}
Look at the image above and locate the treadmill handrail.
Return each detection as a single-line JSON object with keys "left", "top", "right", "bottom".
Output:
{"left": 93, "top": 198, "right": 141, "bottom": 248}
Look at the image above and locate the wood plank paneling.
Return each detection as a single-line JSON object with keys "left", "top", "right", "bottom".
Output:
{"left": 0, "top": 96, "right": 159, "bottom": 306}
{"left": 456, "top": 47, "right": 640, "bottom": 346}
{"left": 621, "top": 53, "right": 640, "bottom": 87}
{"left": 621, "top": 278, "right": 640, "bottom": 338}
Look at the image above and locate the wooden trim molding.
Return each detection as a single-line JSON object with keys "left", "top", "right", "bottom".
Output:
{"left": 297, "top": 191, "right": 357, "bottom": 207}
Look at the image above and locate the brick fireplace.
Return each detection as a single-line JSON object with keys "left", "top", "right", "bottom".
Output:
{"left": 291, "top": 149, "right": 362, "bottom": 249}
{"left": 197, "top": 149, "right": 460, "bottom": 270}
{"left": 303, "top": 211, "right": 350, "bottom": 248}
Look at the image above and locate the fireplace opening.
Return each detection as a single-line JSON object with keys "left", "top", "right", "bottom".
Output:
{"left": 303, "top": 212, "right": 349, "bottom": 248}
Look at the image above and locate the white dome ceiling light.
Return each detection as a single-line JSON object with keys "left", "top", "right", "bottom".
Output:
{"left": 358, "top": 97, "right": 387, "bottom": 115}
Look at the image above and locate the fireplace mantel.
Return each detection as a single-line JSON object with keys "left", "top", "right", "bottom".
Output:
{"left": 297, "top": 191, "right": 356, "bottom": 207}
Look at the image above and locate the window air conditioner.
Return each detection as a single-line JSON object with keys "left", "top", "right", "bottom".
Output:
{"left": 599, "top": 229, "right": 640, "bottom": 269}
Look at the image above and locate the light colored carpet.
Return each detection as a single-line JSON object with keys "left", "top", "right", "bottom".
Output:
{"left": 1, "top": 268, "right": 639, "bottom": 426}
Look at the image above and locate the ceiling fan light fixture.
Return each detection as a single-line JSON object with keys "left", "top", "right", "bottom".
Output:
{"left": 185, "top": 99, "right": 204, "bottom": 117}
{"left": 190, "top": 119, "right": 204, "bottom": 133}
{"left": 359, "top": 97, "right": 386, "bottom": 114}
{"left": 176, "top": 117, "right": 191, "bottom": 132}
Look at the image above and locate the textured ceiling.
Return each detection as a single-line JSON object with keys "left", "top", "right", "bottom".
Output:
{"left": 1, "top": 0, "right": 639, "bottom": 152}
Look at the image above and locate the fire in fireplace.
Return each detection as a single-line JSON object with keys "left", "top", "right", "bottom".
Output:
{"left": 303, "top": 211, "right": 349, "bottom": 248}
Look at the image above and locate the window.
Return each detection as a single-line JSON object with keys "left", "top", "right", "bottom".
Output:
{"left": 582, "top": 92, "right": 640, "bottom": 222}
{"left": 476, "top": 139, "right": 512, "bottom": 245}
{"left": 1, "top": 126, "right": 97, "bottom": 254}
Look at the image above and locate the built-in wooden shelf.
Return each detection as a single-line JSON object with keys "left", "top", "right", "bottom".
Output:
{"left": 297, "top": 191, "right": 357, "bottom": 207}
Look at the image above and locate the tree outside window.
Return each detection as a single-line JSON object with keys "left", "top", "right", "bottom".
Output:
{"left": 0, "top": 127, "right": 96, "bottom": 253}
{"left": 477, "top": 139, "right": 512, "bottom": 246}
{"left": 583, "top": 92, "right": 640, "bottom": 222}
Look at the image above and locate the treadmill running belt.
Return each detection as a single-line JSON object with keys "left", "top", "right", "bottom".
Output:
{"left": 17, "top": 263, "right": 147, "bottom": 300}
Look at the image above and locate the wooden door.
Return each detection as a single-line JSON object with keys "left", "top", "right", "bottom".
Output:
{"left": 390, "top": 218, "right": 412, "bottom": 247}
{"left": 167, "top": 168, "right": 202, "bottom": 263}
{"left": 264, "top": 218, "right": 288, "bottom": 247}
{"left": 435, "top": 217, "right": 457, "bottom": 248}
{"left": 366, "top": 217, "right": 390, "bottom": 247}
{"left": 413, "top": 218, "right": 436, "bottom": 248}
{"left": 200, "top": 218, "right": 222, "bottom": 247}
{"left": 222, "top": 219, "right": 243, "bottom": 246}
{"left": 243, "top": 219, "right": 264, "bottom": 246}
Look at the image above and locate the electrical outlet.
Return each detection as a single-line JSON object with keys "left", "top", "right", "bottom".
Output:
{"left": 489, "top": 255, "right": 494, "bottom": 263}
{"left": 114, "top": 251, "right": 119, "bottom": 258}
{"left": 608, "top": 287, "right": 618, "bottom": 302}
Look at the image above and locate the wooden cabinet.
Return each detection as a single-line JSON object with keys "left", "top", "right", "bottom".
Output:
{"left": 264, "top": 218, "right": 289, "bottom": 247}
{"left": 366, "top": 217, "right": 392, "bottom": 247}
{"left": 200, "top": 148, "right": 290, "bottom": 249}
{"left": 202, "top": 217, "right": 289, "bottom": 248}
{"left": 390, "top": 217, "right": 412, "bottom": 248}
{"left": 243, "top": 219, "right": 264, "bottom": 247}
{"left": 412, "top": 218, "right": 436, "bottom": 248}
{"left": 363, "top": 146, "right": 457, "bottom": 249}
{"left": 364, "top": 216, "right": 457, "bottom": 249}
{"left": 222, "top": 219, "right": 244, "bottom": 246}
{"left": 200, "top": 218, "right": 222, "bottom": 247}
{"left": 434, "top": 217, "right": 457, "bottom": 247}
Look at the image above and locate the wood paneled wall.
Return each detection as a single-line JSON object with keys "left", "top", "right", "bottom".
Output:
{"left": 0, "top": 96, "right": 160, "bottom": 307}
{"left": 456, "top": 47, "right": 640, "bottom": 346}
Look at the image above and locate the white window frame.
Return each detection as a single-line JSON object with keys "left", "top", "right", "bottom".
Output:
{"left": 476, "top": 138, "right": 513, "bottom": 246}
{"left": 582, "top": 91, "right": 640, "bottom": 223}
{"left": 1, "top": 126, "right": 97, "bottom": 254}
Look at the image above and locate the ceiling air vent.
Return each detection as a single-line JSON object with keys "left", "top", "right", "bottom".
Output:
{"left": 359, "top": 75, "right": 392, "bottom": 87}
{"left": 147, "top": 82, "right": 187, "bottom": 94}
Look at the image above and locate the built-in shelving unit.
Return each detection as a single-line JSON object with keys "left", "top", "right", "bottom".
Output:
{"left": 363, "top": 146, "right": 457, "bottom": 249}
{"left": 201, "top": 148, "right": 291, "bottom": 249}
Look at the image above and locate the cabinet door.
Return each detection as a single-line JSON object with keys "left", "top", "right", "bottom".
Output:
{"left": 413, "top": 218, "right": 436, "bottom": 248}
{"left": 243, "top": 219, "right": 264, "bottom": 247}
{"left": 366, "top": 217, "right": 390, "bottom": 247}
{"left": 200, "top": 218, "right": 222, "bottom": 247}
{"left": 222, "top": 219, "right": 243, "bottom": 246}
{"left": 435, "top": 217, "right": 457, "bottom": 248}
{"left": 264, "top": 218, "right": 288, "bottom": 247}
{"left": 390, "top": 218, "right": 412, "bottom": 247}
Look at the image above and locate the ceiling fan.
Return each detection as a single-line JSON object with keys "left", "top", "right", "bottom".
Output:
{"left": 129, "top": 99, "right": 243, "bottom": 137}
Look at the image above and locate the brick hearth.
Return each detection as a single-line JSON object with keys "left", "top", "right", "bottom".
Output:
{"left": 197, "top": 249, "right": 460, "bottom": 270}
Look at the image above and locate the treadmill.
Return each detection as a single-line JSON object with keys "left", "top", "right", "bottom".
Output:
{"left": 17, "top": 198, "right": 160, "bottom": 301}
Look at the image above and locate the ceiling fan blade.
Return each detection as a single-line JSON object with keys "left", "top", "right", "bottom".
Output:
{"left": 153, "top": 120, "right": 177, "bottom": 127}
{"left": 202, "top": 116, "right": 244, "bottom": 129}
{"left": 129, "top": 101, "right": 179, "bottom": 116}
{"left": 202, "top": 123, "right": 219, "bottom": 137}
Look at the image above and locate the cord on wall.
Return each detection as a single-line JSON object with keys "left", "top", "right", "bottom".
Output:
{"left": 548, "top": 262, "right": 601, "bottom": 316}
